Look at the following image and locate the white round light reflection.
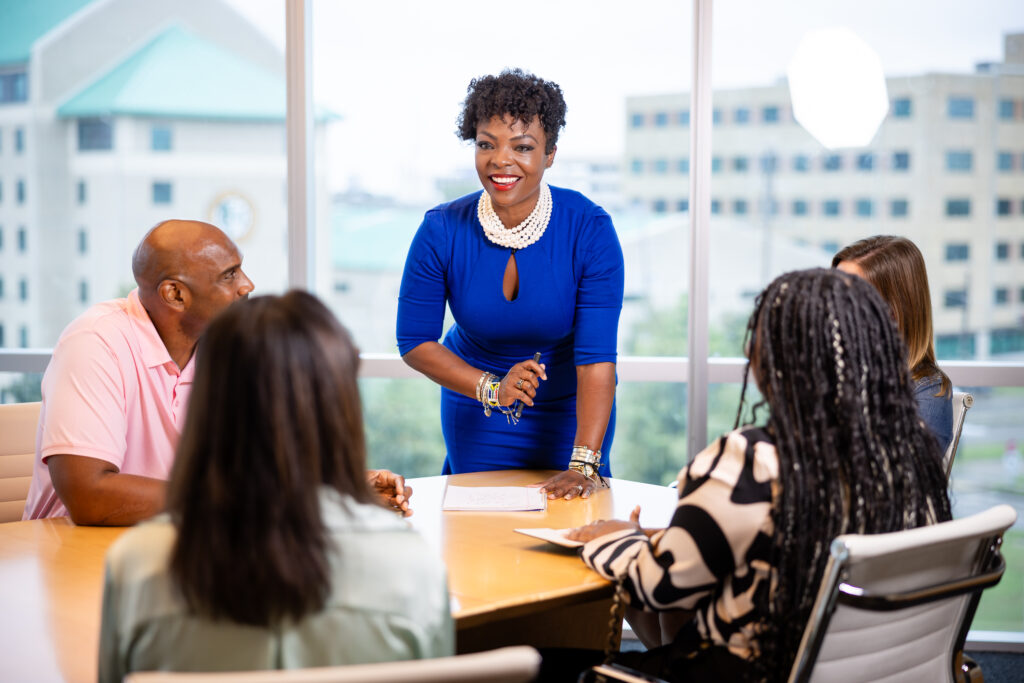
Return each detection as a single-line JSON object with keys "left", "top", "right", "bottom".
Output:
{"left": 787, "top": 28, "right": 889, "bottom": 150}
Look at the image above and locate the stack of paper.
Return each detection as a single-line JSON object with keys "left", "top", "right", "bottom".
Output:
{"left": 442, "top": 485, "right": 547, "bottom": 512}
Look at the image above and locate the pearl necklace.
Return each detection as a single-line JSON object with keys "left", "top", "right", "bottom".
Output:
{"left": 477, "top": 183, "right": 553, "bottom": 251}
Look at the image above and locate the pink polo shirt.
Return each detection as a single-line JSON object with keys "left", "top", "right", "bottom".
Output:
{"left": 23, "top": 290, "right": 194, "bottom": 520}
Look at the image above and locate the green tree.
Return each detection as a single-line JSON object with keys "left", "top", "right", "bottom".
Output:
{"left": 2, "top": 373, "right": 43, "bottom": 403}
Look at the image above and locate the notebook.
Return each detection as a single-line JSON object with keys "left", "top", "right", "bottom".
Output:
{"left": 513, "top": 527, "right": 584, "bottom": 548}
{"left": 442, "top": 485, "right": 547, "bottom": 512}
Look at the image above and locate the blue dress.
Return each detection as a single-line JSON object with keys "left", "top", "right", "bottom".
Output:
{"left": 397, "top": 186, "right": 624, "bottom": 475}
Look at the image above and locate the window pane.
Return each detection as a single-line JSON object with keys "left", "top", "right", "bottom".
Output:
{"left": 2, "top": 3, "right": 289, "bottom": 348}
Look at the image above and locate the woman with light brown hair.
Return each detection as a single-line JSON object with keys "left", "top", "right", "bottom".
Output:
{"left": 833, "top": 235, "right": 953, "bottom": 453}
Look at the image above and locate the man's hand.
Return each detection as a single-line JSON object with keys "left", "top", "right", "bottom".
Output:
{"left": 366, "top": 469, "right": 413, "bottom": 517}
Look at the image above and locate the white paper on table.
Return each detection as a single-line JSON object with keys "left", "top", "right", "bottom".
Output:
{"left": 513, "top": 527, "right": 584, "bottom": 548}
{"left": 441, "top": 485, "right": 547, "bottom": 512}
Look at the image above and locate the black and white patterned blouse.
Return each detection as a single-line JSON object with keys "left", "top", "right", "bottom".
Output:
{"left": 581, "top": 426, "right": 779, "bottom": 660}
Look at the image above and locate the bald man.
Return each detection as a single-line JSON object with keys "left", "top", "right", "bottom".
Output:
{"left": 23, "top": 220, "right": 254, "bottom": 525}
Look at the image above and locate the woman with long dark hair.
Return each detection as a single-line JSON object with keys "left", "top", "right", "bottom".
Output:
{"left": 566, "top": 269, "right": 951, "bottom": 681}
{"left": 99, "top": 292, "right": 452, "bottom": 682}
{"left": 833, "top": 235, "right": 954, "bottom": 453}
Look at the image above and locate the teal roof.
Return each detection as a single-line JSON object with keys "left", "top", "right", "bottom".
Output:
{"left": 0, "top": 0, "right": 94, "bottom": 66}
{"left": 58, "top": 25, "right": 288, "bottom": 121}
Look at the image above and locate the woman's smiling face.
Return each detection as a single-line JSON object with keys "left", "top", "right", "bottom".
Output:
{"left": 475, "top": 115, "right": 555, "bottom": 227}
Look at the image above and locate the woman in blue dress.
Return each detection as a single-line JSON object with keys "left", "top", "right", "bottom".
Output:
{"left": 397, "top": 69, "right": 624, "bottom": 500}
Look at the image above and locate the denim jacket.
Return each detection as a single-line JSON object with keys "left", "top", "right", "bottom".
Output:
{"left": 914, "top": 373, "right": 953, "bottom": 456}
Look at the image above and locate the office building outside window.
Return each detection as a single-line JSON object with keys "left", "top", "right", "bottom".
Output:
{"left": 998, "top": 151, "right": 1015, "bottom": 172}
{"left": 630, "top": 112, "right": 644, "bottom": 128}
{"left": 822, "top": 199, "right": 840, "bottom": 216}
{"left": 732, "top": 156, "right": 748, "bottom": 172}
{"left": 652, "top": 198, "right": 666, "bottom": 213}
{"left": 676, "top": 198, "right": 689, "bottom": 212}
{"left": 890, "top": 198, "right": 909, "bottom": 217}
{"left": 999, "top": 99, "right": 1015, "bottom": 120}
{"left": 856, "top": 152, "right": 874, "bottom": 171}
{"left": 76, "top": 180, "right": 86, "bottom": 204}
{"left": 17, "top": 227, "right": 26, "bottom": 252}
{"left": 77, "top": 229, "right": 88, "bottom": 255}
{"left": 15, "top": 128, "right": 24, "bottom": 153}
{"left": 151, "top": 124, "right": 172, "bottom": 151}
{"left": 855, "top": 198, "right": 873, "bottom": 217}
{"left": 892, "top": 97, "right": 912, "bottom": 117}
{"left": 18, "top": 326, "right": 27, "bottom": 348}
{"left": 791, "top": 199, "right": 808, "bottom": 216}
{"left": 997, "top": 198, "right": 1012, "bottom": 216}
{"left": 16, "top": 180, "right": 24, "bottom": 204}
{"left": 946, "top": 198, "right": 971, "bottom": 216}
{"left": 630, "top": 158, "right": 643, "bottom": 175}
{"left": 948, "top": 96, "right": 975, "bottom": 119}
{"left": 760, "top": 154, "right": 778, "bottom": 173}
{"left": 733, "top": 199, "right": 748, "bottom": 215}
{"left": 823, "top": 154, "right": 842, "bottom": 171}
{"left": 945, "top": 289, "right": 968, "bottom": 308}
{"left": 79, "top": 280, "right": 89, "bottom": 304}
{"left": 676, "top": 157, "right": 689, "bottom": 174}
{"left": 792, "top": 154, "right": 809, "bottom": 172}
{"left": 711, "top": 156, "right": 722, "bottom": 173}
{"left": 892, "top": 150, "right": 911, "bottom": 171}
{"left": 654, "top": 111, "right": 668, "bottom": 127}
{"left": 676, "top": 109, "right": 689, "bottom": 126}
{"left": 18, "top": 278, "right": 27, "bottom": 301}
{"left": 712, "top": 108, "right": 722, "bottom": 125}
{"left": 995, "top": 288, "right": 1009, "bottom": 305}
{"left": 762, "top": 105, "right": 779, "bottom": 123}
{"left": 996, "top": 242, "right": 1009, "bottom": 260}
{"left": 733, "top": 107, "right": 749, "bottom": 124}
{"left": 710, "top": 198, "right": 721, "bottom": 214}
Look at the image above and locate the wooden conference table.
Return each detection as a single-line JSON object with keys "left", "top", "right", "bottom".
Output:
{"left": 0, "top": 470, "right": 678, "bottom": 683}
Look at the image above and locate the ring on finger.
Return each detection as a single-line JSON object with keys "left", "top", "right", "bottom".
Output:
{"left": 575, "top": 484, "right": 584, "bottom": 493}
{"left": 516, "top": 378, "right": 525, "bottom": 389}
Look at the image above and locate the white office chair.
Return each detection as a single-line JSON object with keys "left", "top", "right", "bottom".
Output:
{"left": 789, "top": 504, "right": 1015, "bottom": 683}
{"left": 123, "top": 646, "right": 541, "bottom": 683}
{"left": 0, "top": 402, "right": 40, "bottom": 522}
{"left": 943, "top": 391, "right": 974, "bottom": 479}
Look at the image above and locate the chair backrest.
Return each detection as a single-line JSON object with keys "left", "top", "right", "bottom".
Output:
{"left": 943, "top": 391, "right": 974, "bottom": 478}
{"left": 0, "top": 402, "right": 40, "bottom": 523}
{"left": 123, "top": 646, "right": 541, "bottom": 683}
{"left": 789, "top": 504, "right": 1016, "bottom": 683}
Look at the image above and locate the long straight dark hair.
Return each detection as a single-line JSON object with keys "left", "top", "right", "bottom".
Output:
{"left": 167, "top": 291, "right": 375, "bottom": 627}
{"left": 735, "top": 269, "right": 952, "bottom": 678}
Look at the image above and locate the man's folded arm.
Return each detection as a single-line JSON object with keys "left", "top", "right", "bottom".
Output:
{"left": 47, "top": 454, "right": 166, "bottom": 526}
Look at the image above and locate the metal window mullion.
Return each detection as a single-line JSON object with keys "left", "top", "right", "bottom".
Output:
{"left": 285, "top": 0, "right": 315, "bottom": 291}
{"left": 687, "top": 0, "right": 714, "bottom": 460}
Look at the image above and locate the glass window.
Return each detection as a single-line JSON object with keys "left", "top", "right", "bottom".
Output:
{"left": 891, "top": 151, "right": 910, "bottom": 171}
{"left": 0, "top": 324, "right": 4, "bottom": 347}
{"left": 630, "top": 158, "right": 644, "bottom": 175}
{"left": 711, "top": 198, "right": 722, "bottom": 214}
{"left": 946, "top": 150, "right": 973, "bottom": 172}
{"left": 151, "top": 124, "right": 172, "bottom": 151}
{"left": 792, "top": 154, "right": 810, "bottom": 172}
{"left": 0, "top": 180, "right": 3, "bottom": 203}
{"left": 0, "top": 277, "right": 4, "bottom": 299}
{"left": 654, "top": 111, "right": 669, "bottom": 127}
{"left": 14, "top": 127, "right": 24, "bottom": 153}
{"left": 995, "top": 242, "right": 1009, "bottom": 260}
{"left": 17, "top": 326, "right": 28, "bottom": 348}
{"left": 733, "top": 198, "right": 748, "bottom": 215}
{"left": 0, "top": 226, "right": 3, "bottom": 250}
{"left": 1020, "top": 286, "right": 1024, "bottom": 303}
{"left": 652, "top": 198, "right": 667, "bottom": 213}
{"left": 712, "top": 108, "right": 722, "bottom": 125}
{"left": 630, "top": 112, "right": 645, "bottom": 128}
{"left": 676, "top": 157, "right": 689, "bottom": 174}
{"left": 17, "top": 227, "right": 26, "bottom": 252}
{"left": 945, "top": 198, "right": 971, "bottom": 217}
{"left": 652, "top": 158, "right": 668, "bottom": 174}
{"left": 856, "top": 152, "right": 874, "bottom": 171}
{"left": 762, "top": 105, "right": 779, "bottom": 123}
{"left": 791, "top": 199, "right": 808, "bottom": 216}
{"left": 734, "top": 107, "right": 750, "bottom": 124}
{"left": 676, "top": 198, "right": 689, "bottom": 212}
{"left": 944, "top": 289, "right": 968, "bottom": 308}
{"left": 822, "top": 199, "right": 841, "bottom": 216}
{"left": 77, "top": 229, "right": 88, "bottom": 255}
{"left": 732, "top": 156, "right": 748, "bottom": 172}
{"left": 760, "top": 154, "right": 778, "bottom": 173}
{"left": 994, "top": 287, "right": 1009, "bottom": 305}
{"left": 0, "top": 71, "right": 28, "bottom": 103}
{"left": 948, "top": 96, "right": 975, "bottom": 119}
{"left": 77, "top": 118, "right": 113, "bottom": 151}
{"left": 945, "top": 243, "right": 970, "bottom": 261}
{"left": 890, "top": 198, "right": 909, "bottom": 217}
{"left": 76, "top": 180, "right": 86, "bottom": 205}
{"left": 676, "top": 109, "right": 690, "bottom": 126}
{"left": 152, "top": 181, "right": 173, "bottom": 205}
{"left": 892, "top": 97, "right": 912, "bottom": 118}
{"left": 823, "top": 154, "right": 842, "bottom": 171}
{"left": 997, "top": 198, "right": 1012, "bottom": 216}
{"left": 855, "top": 198, "right": 873, "bottom": 217}
{"left": 18, "top": 278, "right": 27, "bottom": 301}
{"left": 16, "top": 179, "right": 25, "bottom": 204}
{"left": 711, "top": 156, "right": 723, "bottom": 173}
{"left": 998, "top": 151, "right": 1015, "bottom": 171}
{"left": 999, "top": 99, "right": 1015, "bottom": 120}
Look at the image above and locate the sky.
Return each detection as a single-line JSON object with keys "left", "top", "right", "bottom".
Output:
{"left": 224, "top": 0, "right": 1024, "bottom": 199}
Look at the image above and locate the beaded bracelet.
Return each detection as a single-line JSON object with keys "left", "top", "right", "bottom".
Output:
{"left": 475, "top": 372, "right": 518, "bottom": 424}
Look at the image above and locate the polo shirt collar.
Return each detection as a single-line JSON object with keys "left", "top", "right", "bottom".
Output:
{"left": 126, "top": 289, "right": 195, "bottom": 380}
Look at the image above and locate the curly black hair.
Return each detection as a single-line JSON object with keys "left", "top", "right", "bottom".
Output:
{"left": 456, "top": 68, "right": 567, "bottom": 154}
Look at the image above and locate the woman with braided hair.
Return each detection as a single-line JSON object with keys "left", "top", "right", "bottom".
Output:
{"left": 563, "top": 269, "right": 951, "bottom": 681}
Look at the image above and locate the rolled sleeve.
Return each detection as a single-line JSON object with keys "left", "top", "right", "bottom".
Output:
{"left": 574, "top": 212, "right": 624, "bottom": 366}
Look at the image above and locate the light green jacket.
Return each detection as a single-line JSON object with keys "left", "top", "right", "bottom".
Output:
{"left": 98, "top": 488, "right": 453, "bottom": 683}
